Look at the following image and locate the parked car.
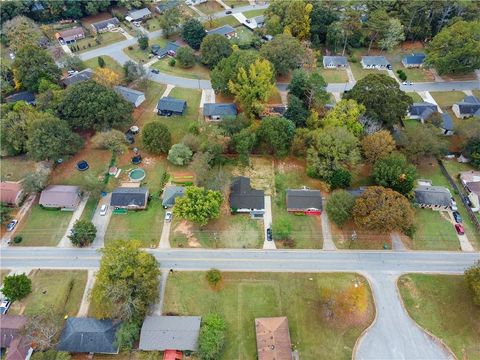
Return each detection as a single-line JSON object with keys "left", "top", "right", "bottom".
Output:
{"left": 266, "top": 228, "right": 272, "bottom": 241}
{"left": 402, "top": 81, "right": 412, "bottom": 85}
{"left": 0, "top": 299, "right": 11, "bottom": 314}
{"left": 6, "top": 219, "right": 18, "bottom": 232}
{"left": 454, "top": 223, "right": 465, "bottom": 235}
{"left": 226, "top": 10, "right": 232, "bottom": 14}
{"left": 151, "top": 69, "right": 159, "bottom": 74}
{"left": 100, "top": 204, "right": 108, "bottom": 216}
{"left": 452, "top": 211, "right": 462, "bottom": 223}
{"left": 165, "top": 211, "right": 172, "bottom": 222}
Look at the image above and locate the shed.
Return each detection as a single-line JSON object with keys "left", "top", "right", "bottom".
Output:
{"left": 5, "top": 92, "right": 35, "bottom": 105}
{"left": 203, "top": 103, "right": 237, "bottom": 121}
{"left": 323, "top": 56, "right": 348, "bottom": 68}
{"left": 255, "top": 317, "right": 292, "bottom": 360}
{"left": 126, "top": 8, "right": 151, "bottom": 22}
{"left": 229, "top": 177, "right": 265, "bottom": 217}
{"left": 162, "top": 186, "right": 185, "bottom": 208}
{"left": 207, "top": 25, "right": 237, "bottom": 38}
{"left": 361, "top": 56, "right": 390, "bottom": 69}
{"left": 114, "top": 86, "right": 146, "bottom": 107}
{"left": 61, "top": 68, "right": 94, "bottom": 87}
{"left": 414, "top": 185, "right": 452, "bottom": 209}
{"left": 401, "top": 53, "right": 425, "bottom": 68}
{"left": 39, "top": 185, "right": 81, "bottom": 209}
{"left": 91, "top": 17, "right": 120, "bottom": 33}
{"left": 157, "top": 97, "right": 187, "bottom": 116}
{"left": 0, "top": 182, "right": 24, "bottom": 207}
{"left": 111, "top": 187, "right": 149, "bottom": 209}
{"left": 286, "top": 189, "right": 322, "bottom": 214}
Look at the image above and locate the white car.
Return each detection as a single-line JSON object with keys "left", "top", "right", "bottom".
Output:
{"left": 6, "top": 219, "right": 18, "bottom": 232}
{"left": 165, "top": 212, "right": 172, "bottom": 222}
{"left": 100, "top": 204, "right": 108, "bottom": 216}
{"left": 402, "top": 81, "right": 412, "bottom": 85}
{"left": 0, "top": 299, "right": 11, "bottom": 314}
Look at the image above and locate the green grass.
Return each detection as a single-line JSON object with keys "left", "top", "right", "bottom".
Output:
{"left": 407, "top": 92, "right": 423, "bottom": 103}
{"left": 80, "top": 195, "right": 99, "bottom": 222}
{"left": 123, "top": 38, "right": 168, "bottom": 63}
{"left": 0, "top": 156, "right": 37, "bottom": 181}
{"left": 73, "top": 31, "right": 125, "bottom": 53}
{"left": 164, "top": 272, "right": 375, "bottom": 360}
{"left": 243, "top": 9, "right": 266, "bottom": 17}
{"left": 83, "top": 55, "right": 124, "bottom": 75}
{"left": 318, "top": 68, "right": 349, "bottom": 83}
{"left": 151, "top": 58, "right": 211, "bottom": 80}
{"left": 195, "top": 1, "right": 224, "bottom": 14}
{"left": 15, "top": 205, "right": 72, "bottom": 246}
{"left": 234, "top": 27, "right": 254, "bottom": 47}
{"left": 224, "top": 0, "right": 250, "bottom": 7}
{"left": 430, "top": 91, "right": 465, "bottom": 109}
{"left": 472, "top": 90, "right": 480, "bottom": 98}
{"left": 404, "top": 118, "right": 421, "bottom": 130}
{"left": 411, "top": 209, "right": 459, "bottom": 250}
{"left": 205, "top": 15, "right": 240, "bottom": 29}
{"left": 349, "top": 61, "right": 382, "bottom": 81}
{"left": 398, "top": 274, "right": 480, "bottom": 360}
{"left": 105, "top": 198, "right": 164, "bottom": 248}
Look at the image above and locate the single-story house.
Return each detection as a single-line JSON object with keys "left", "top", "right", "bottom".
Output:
{"left": 401, "top": 53, "right": 425, "bottom": 68}
{"left": 110, "top": 187, "right": 149, "bottom": 210}
{"left": 207, "top": 25, "right": 237, "bottom": 39}
{"left": 255, "top": 317, "right": 292, "bottom": 360}
{"left": 414, "top": 185, "right": 453, "bottom": 210}
{"left": 139, "top": 315, "right": 201, "bottom": 351}
{"left": 91, "top": 17, "right": 120, "bottom": 33}
{"left": 322, "top": 56, "right": 348, "bottom": 69}
{"left": 61, "top": 68, "right": 94, "bottom": 87}
{"left": 0, "top": 315, "right": 33, "bottom": 360}
{"left": 452, "top": 96, "right": 480, "bottom": 119}
{"left": 0, "top": 182, "right": 24, "bottom": 207}
{"left": 126, "top": 8, "right": 151, "bottom": 22}
{"left": 57, "top": 317, "right": 121, "bottom": 354}
{"left": 460, "top": 171, "right": 480, "bottom": 211}
{"left": 55, "top": 27, "right": 85, "bottom": 44}
{"left": 361, "top": 56, "right": 390, "bottom": 69}
{"left": 229, "top": 176, "right": 265, "bottom": 218}
{"left": 203, "top": 103, "right": 237, "bottom": 121}
{"left": 260, "top": 104, "right": 287, "bottom": 118}
{"left": 244, "top": 15, "right": 265, "bottom": 30}
{"left": 39, "top": 185, "right": 82, "bottom": 210}
{"left": 286, "top": 189, "right": 322, "bottom": 215}
{"left": 114, "top": 86, "right": 146, "bottom": 107}
{"left": 157, "top": 97, "right": 187, "bottom": 116}
{"left": 186, "top": 0, "right": 208, "bottom": 5}
{"left": 155, "top": 0, "right": 178, "bottom": 14}
{"left": 154, "top": 42, "right": 180, "bottom": 58}
{"left": 5, "top": 91, "right": 35, "bottom": 105}
{"left": 438, "top": 112, "right": 454, "bottom": 136}
{"left": 408, "top": 102, "right": 438, "bottom": 120}
{"left": 162, "top": 185, "right": 185, "bottom": 208}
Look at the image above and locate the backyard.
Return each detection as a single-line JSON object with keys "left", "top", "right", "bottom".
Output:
{"left": 163, "top": 271, "right": 375, "bottom": 360}
{"left": 0, "top": 156, "right": 38, "bottom": 182}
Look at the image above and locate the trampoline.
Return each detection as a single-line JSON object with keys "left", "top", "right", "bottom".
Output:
{"left": 76, "top": 160, "right": 89, "bottom": 171}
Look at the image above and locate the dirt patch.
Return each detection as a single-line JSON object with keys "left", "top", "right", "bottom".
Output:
{"left": 174, "top": 220, "right": 200, "bottom": 247}
{"left": 231, "top": 156, "right": 275, "bottom": 195}
{"left": 400, "top": 41, "right": 425, "bottom": 51}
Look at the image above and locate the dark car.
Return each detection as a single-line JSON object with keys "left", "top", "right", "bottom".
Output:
{"left": 226, "top": 10, "right": 232, "bottom": 14}
{"left": 151, "top": 69, "right": 159, "bottom": 74}
{"left": 452, "top": 211, "right": 462, "bottom": 223}
{"left": 455, "top": 223, "right": 465, "bottom": 235}
{"left": 266, "top": 228, "right": 273, "bottom": 241}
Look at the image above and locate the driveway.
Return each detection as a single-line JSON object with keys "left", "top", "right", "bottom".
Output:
{"left": 321, "top": 199, "right": 336, "bottom": 250}
{"left": 263, "top": 196, "right": 276, "bottom": 249}
{"left": 418, "top": 91, "right": 443, "bottom": 112}
{"left": 159, "top": 218, "right": 171, "bottom": 249}
{"left": 447, "top": 211, "right": 474, "bottom": 252}
{"left": 1, "top": 193, "right": 36, "bottom": 247}
{"left": 58, "top": 193, "right": 90, "bottom": 248}
{"left": 90, "top": 194, "right": 112, "bottom": 248}
{"left": 77, "top": 270, "right": 96, "bottom": 316}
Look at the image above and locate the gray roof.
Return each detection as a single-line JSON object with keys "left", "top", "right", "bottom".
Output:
{"left": 162, "top": 185, "right": 185, "bottom": 207}
{"left": 361, "top": 56, "right": 390, "bottom": 66}
{"left": 323, "top": 56, "right": 348, "bottom": 67}
{"left": 409, "top": 102, "right": 437, "bottom": 117}
{"left": 402, "top": 53, "right": 425, "bottom": 65}
{"left": 203, "top": 103, "right": 237, "bottom": 117}
{"left": 39, "top": 185, "right": 81, "bottom": 208}
{"left": 92, "top": 17, "right": 119, "bottom": 31}
{"left": 5, "top": 91, "right": 35, "bottom": 104}
{"left": 114, "top": 86, "right": 145, "bottom": 105}
{"left": 156, "top": 42, "right": 180, "bottom": 57}
{"left": 139, "top": 316, "right": 201, "bottom": 351}
{"left": 347, "top": 187, "right": 366, "bottom": 198}
{"left": 62, "top": 68, "right": 94, "bottom": 86}
{"left": 57, "top": 317, "right": 120, "bottom": 354}
{"left": 455, "top": 96, "right": 480, "bottom": 115}
{"left": 155, "top": 0, "right": 177, "bottom": 13}
{"left": 440, "top": 112, "right": 453, "bottom": 130}
{"left": 229, "top": 176, "right": 264, "bottom": 210}
{"left": 286, "top": 189, "right": 322, "bottom": 210}
{"left": 414, "top": 185, "right": 452, "bottom": 207}
{"left": 110, "top": 187, "right": 148, "bottom": 207}
{"left": 207, "top": 25, "right": 236, "bottom": 37}
{"left": 158, "top": 97, "right": 187, "bottom": 112}
{"left": 254, "top": 15, "right": 265, "bottom": 25}
{"left": 127, "top": 7, "right": 151, "bottom": 21}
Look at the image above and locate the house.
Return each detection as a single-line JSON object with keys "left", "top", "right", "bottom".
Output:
{"left": 286, "top": 189, "right": 322, "bottom": 215}
{"left": 323, "top": 56, "right": 348, "bottom": 69}
{"left": 55, "top": 27, "right": 85, "bottom": 44}
{"left": 114, "top": 86, "right": 146, "bottom": 107}
{"left": 155, "top": 0, "right": 178, "bottom": 14}
{"left": 229, "top": 176, "right": 265, "bottom": 218}
{"left": 0, "top": 315, "right": 33, "bottom": 360}
{"left": 162, "top": 185, "right": 185, "bottom": 208}
{"left": 452, "top": 96, "right": 480, "bottom": 119}
{"left": 61, "top": 68, "right": 94, "bottom": 87}
{"left": 157, "top": 97, "right": 187, "bottom": 116}
{"left": 402, "top": 53, "right": 425, "bottom": 68}
{"left": 39, "top": 185, "right": 82, "bottom": 210}
{"left": 408, "top": 102, "right": 438, "bottom": 120}
{"left": 438, "top": 112, "right": 454, "bottom": 136}
{"left": 460, "top": 171, "right": 480, "bottom": 211}
{"left": 126, "top": 8, "right": 151, "bottom": 22}
{"left": 5, "top": 92, "right": 35, "bottom": 105}
{"left": 154, "top": 42, "right": 180, "bottom": 58}
{"left": 185, "top": 0, "right": 207, "bottom": 5}
{"left": 361, "top": 56, "right": 390, "bottom": 69}
{"left": 203, "top": 103, "right": 237, "bottom": 121}
{"left": 255, "top": 317, "right": 292, "bottom": 360}
{"left": 0, "top": 182, "right": 24, "bottom": 207}
{"left": 244, "top": 15, "right": 265, "bottom": 30}
{"left": 139, "top": 315, "right": 202, "bottom": 351}
{"left": 207, "top": 25, "right": 237, "bottom": 39}
{"left": 110, "top": 187, "right": 149, "bottom": 209}
{"left": 91, "top": 17, "right": 120, "bottom": 33}
{"left": 414, "top": 185, "right": 453, "bottom": 210}
{"left": 56, "top": 317, "right": 121, "bottom": 354}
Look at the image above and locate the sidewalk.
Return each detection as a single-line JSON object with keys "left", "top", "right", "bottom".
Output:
{"left": 77, "top": 270, "right": 96, "bottom": 316}
{"left": 152, "top": 270, "right": 169, "bottom": 315}
{"left": 200, "top": 89, "right": 215, "bottom": 108}
{"left": 58, "top": 193, "right": 90, "bottom": 248}
{"left": 418, "top": 91, "right": 443, "bottom": 113}
{"left": 91, "top": 194, "right": 112, "bottom": 248}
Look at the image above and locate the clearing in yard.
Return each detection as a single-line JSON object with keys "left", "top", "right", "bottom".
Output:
{"left": 151, "top": 58, "right": 211, "bottom": 80}
{"left": 163, "top": 272, "right": 375, "bottom": 360}
{"left": 230, "top": 156, "right": 275, "bottom": 195}
{"left": 398, "top": 274, "right": 480, "bottom": 360}
{"left": 8, "top": 269, "right": 87, "bottom": 317}
{"left": 318, "top": 68, "right": 349, "bottom": 83}
{"left": 410, "top": 209, "right": 459, "bottom": 251}
{"left": 430, "top": 91, "right": 466, "bottom": 109}
{"left": 0, "top": 156, "right": 38, "bottom": 182}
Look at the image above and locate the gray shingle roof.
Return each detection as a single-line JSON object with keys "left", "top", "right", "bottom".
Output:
{"left": 207, "top": 25, "right": 236, "bottom": 37}
{"left": 162, "top": 186, "right": 185, "bottom": 207}
{"left": 110, "top": 187, "right": 148, "bottom": 207}
{"left": 361, "top": 56, "right": 390, "bottom": 66}
{"left": 203, "top": 103, "right": 237, "bottom": 117}
{"left": 5, "top": 91, "right": 35, "bottom": 104}
{"left": 92, "top": 17, "right": 119, "bottom": 32}
{"left": 323, "top": 56, "right": 348, "bottom": 67}
{"left": 114, "top": 86, "right": 145, "bottom": 105}
{"left": 286, "top": 189, "right": 322, "bottom": 211}
{"left": 127, "top": 8, "right": 151, "bottom": 21}
{"left": 156, "top": 42, "right": 180, "bottom": 57}
{"left": 414, "top": 185, "right": 452, "bottom": 207}
{"left": 402, "top": 53, "right": 425, "bottom": 65}
{"left": 440, "top": 112, "right": 453, "bottom": 130}
{"left": 409, "top": 102, "right": 437, "bottom": 117}
{"left": 229, "top": 176, "right": 264, "bottom": 210}
{"left": 57, "top": 318, "right": 120, "bottom": 354}
{"left": 62, "top": 68, "right": 94, "bottom": 86}
{"left": 158, "top": 97, "right": 187, "bottom": 113}
{"left": 139, "top": 316, "right": 201, "bottom": 351}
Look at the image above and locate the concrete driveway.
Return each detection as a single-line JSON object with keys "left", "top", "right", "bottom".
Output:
{"left": 90, "top": 194, "right": 112, "bottom": 248}
{"left": 1, "top": 193, "right": 36, "bottom": 247}
{"left": 263, "top": 196, "right": 276, "bottom": 249}
{"left": 159, "top": 216, "right": 171, "bottom": 249}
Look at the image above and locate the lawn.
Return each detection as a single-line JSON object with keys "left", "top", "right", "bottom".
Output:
{"left": 164, "top": 272, "right": 375, "bottom": 360}
{"left": 472, "top": 90, "right": 480, "bottom": 98}
{"left": 234, "top": 26, "right": 254, "bottom": 47}
{"left": 123, "top": 38, "right": 169, "bottom": 63}
{"left": 243, "top": 9, "right": 266, "bottom": 17}
{"left": 318, "top": 68, "right": 349, "bottom": 83}
{"left": 349, "top": 61, "right": 382, "bottom": 81}
{"left": 83, "top": 55, "right": 124, "bottom": 76}
{"left": 8, "top": 270, "right": 87, "bottom": 317}
{"left": 407, "top": 92, "right": 423, "bottom": 103}
{"left": 411, "top": 209, "right": 459, "bottom": 250}
{"left": 72, "top": 30, "right": 125, "bottom": 53}
{"left": 80, "top": 195, "right": 99, "bottom": 222}
{"left": 195, "top": 1, "right": 224, "bottom": 14}
{"left": 105, "top": 198, "right": 164, "bottom": 248}
{"left": 15, "top": 204, "right": 72, "bottom": 246}
{"left": 224, "top": 0, "right": 250, "bottom": 7}
{"left": 398, "top": 274, "right": 480, "bottom": 360}
{"left": 151, "top": 58, "right": 211, "bottom": 80}
{"left": 404, "top": 118, "right": 421, "bottom": 130}
{"left": 204, "top": 15, "right": 240, "bottom": 29}
{"left": 330, "top": 220, "right": 392, "bottom": 250}
{"left": 0, "top": 156, "right": 37, "bottom": 181}
{"left": 430, "top": 91, "right": 465, "bottom": 109}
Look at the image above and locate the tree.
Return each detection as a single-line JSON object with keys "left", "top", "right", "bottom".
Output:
{"left": 466, "top": 139, "right": 480, "bottom": 169}
{"left": 284, "top": 95, "right": 310, "bottom": 127}
{"left": 68, "top": 220, "right": 96, "bottom": 247}
{"left": 13, "top": 45, "right": 61, "bottom": 92}
{"left": 257, "top": 116, "right": 295, "bottom": 157}
{"left": 233, "top": 127, "right": 257, "bottom": 164}
{"left": 200, "top": 34, "right": 233, "bottom": 69}
{"left": 260, "top": 34, "right": 305, "bottom": 75}
{"left": 173, "top": 186, "right": 222, "bottom": 226}
{"left": 362, "top": 130, "right": 396, "bottom": 163}
{"left": 92, "top": 129, "right": 128, "bottom": 155}
{"left": 123, "top": 60, "right": 146, "bottom": 83}
{"left": 3, "top": 16, "right": 41, "bottom": 52}
{"left": 265, "top": 14, "right": 283, "bottom": 36}
{"left": 0, "top": 106, "right": 33, "bottom": 155}
{"left": 94, "top": 67, "right": 121, "bottom": 88}
{"left": 378, "top": 18, "right": 405, "bottom": 52}
{"left": 373, "top": 153, "right": 417, "bottom": 196}
{"left": 272, "top": 215, "right": 292, "bottom": 240}
{"left": 1, "top": 63, "right": 15, "bottom": 97}
{"left": 228, "top": 59, "right": 275, "bottom": 118}
{"left": 326, "top": 190, "right": 355, "bottom": 227}
{"left": 159, "top": 7, "right": 180, "bottom": 38}
{"left": 91, "top": 240, "right": 160, "bottom": 321}
{"left": 397, "top": 124, "right": 448, "bottom": 162}
{"left": 326, "top": 21, "right": 344, "bottom": 54}
{"left": 1, "top": 273, "right": 31, "bottom": 301}
{"left": 62, "top": 55, "right": 85, "bottom": 71}
{"left": 0, "top": 204, "right": 13, "bottom": 225}
{"left": 455, "top": 117, "right": 480, "bottom": 155}
{"left": 339, "top": 10, "right": 361, "bottom": 55}
{"left": 329, "top": 168, "right": 352, "bottom": 189}
{"left": 138, "top": 35, "right": 148, "bottom": 50}
{"left": 322, "top": 99, "right": 365, "bottom": 136}
{"left": 365, "top": 9, "right": 390, "bottom": 53}
{"left": 141, "top": 121, "right": 171, "bottom": 154}
{"left": 284, "top": 0, "right": 312, "bottom": 40}
{"left": 31, "top": 350, "right": 71, "bottom": 360}
{"left": 307, "top": 127, "right": 360, "bottom": 180}
{"left": 206, "top": 269, "right": 222, "bottom": 287}
{"left": 23, "top": 170, "right": 48, "bottom": 193}
{"left": 426, "top": 21, "right": 480, "bottom": 75}
{"left": 310, "top": 3, "right": 338, "bottom": 46}
{"left": 345, "top": 74, "right": 412, "bottom": 129}
{"left": 197, "top": 314, "right": 227, "bottom": 360}
{"left": 25, "top": 306, "right": 62, "bottom": 351}
{"left": 464, "top": 260, "right": 480, "bottom": 306}
{"left": 182, "top": 19, "right": 206, "bottom": 50}
{"left": 97, "top": 56, "right": 106, "bottom": 68}
{"left": 27, "top": 114, "right": 83, "bottom": 161}
{"left": 167, "top": 144, "right": 193, "bottom": 166}
{"left": 353, "top": 186, "right": 414, "bottom": 233}
{"left": 115, "top": 321, "right": 140, "bottom": 351}
{"left": 176, "top": 47, "right": 196, "bottom": 68}
{"left": 287, "top": 69, "right": 329, "bottom": 111}
{"left": 56, "top": 80, "right": 133, "bottom": 131}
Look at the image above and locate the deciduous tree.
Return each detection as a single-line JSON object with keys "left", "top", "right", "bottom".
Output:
{"left": 123, "top": 60, "right": 146, "bottom": 83}
{"left": 25, "top": 306, "right": 62, "bottom": 351}
{"left": 200, "top": 34, "right": 233, "bottom": 69}
{"left": 1, "top": 273, "right": 31, "bottom": 301}
{"left": 0, "top": 204, "right": 13, "bottom": 225}
{"left": 115, "top": 321, "right": 140, "bottom": 351}
{"left": 378, "top": 18, "right": 405, "bottom": 52}
{"left": 173, "top": 186, "right": 222, "bottom": 226}
{"left": 260, "top": 34, "right": 305, "bottom": 75}
{"left": 284, "top": 0, "right": 312, "bottom": 40}
{"left": 94, "top": 67, "right": 121, "bottom": 88}
{"left": 362, "top": 130, "right": 396, "bottom": 163}
{"left": 68, "top": 220, "right": 96, "bottom": 247}
{"left": 257, "top": 116, "right": 295, "bottom": 157}
{"left": 326, "top": 190, "right": 355, "bottom": 227}
{"left": 197, "top": 314, "right": 226, "bottom": 360}
{"left": 206, "top": 269, "right": 222, "bottom": 287}
{"left": 322, "top": 99, "right": 365, "bottom": 136}
{"left": 397, "top": 124, "right": 448, "bottom": 162}
{"left": 167, "top": 143, "right": 193, "bottom": 165}
{"left": 464, "top": 260, "right": 480, "bottom": 305}
{"left": 138, "top": 35, "right": 148, "bottom": 50}
{"left": 373, "top": 153, "right": 417, "bottom": 196}
{"left": 176, "top": 47, "right": 196, "bottom": 68}
{"left": 287, "top": 69, "right": 328, "bottom": 111}
{"left": 92, "top": 129, "right": 128, "bottom": 155}
{"left": 141, "top": 120, "right": 171, "bottom": 154}
{"left": 3, "top": 16, "right": 41, "bottom": 52}
{"left": 182, "top": 19, "right": 206, "bottom": 50}
{"left": 159, "top": 7, "right": 180, "bottom": 38}
{"left": 233, "top": 127, "right": 257, "bottom": 164}
{"left": 23, "top": 171, "right": 48, "bottom": 193}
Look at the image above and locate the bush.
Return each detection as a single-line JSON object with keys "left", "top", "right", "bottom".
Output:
{"left": 138, "top": 36, "right": 149, "bottom": 50}
{"left": 2, "top": 273, "right": 32, "bottom": 301}
{"left": 206, "top": 269, "right": 222, "bottom": 287}
{"left": 168, "top": 58, "right": 176, "bottom": 67}
{"left": 176, "top": 47, "right": 196, "bottom": 68}
{"left": 328, "top": 168, "right": 352, "bottom": 189}
{"left": 13, "top": 236, "right": 22, "bottom": 244}
{"left": 115, "top": 321, "right": 140, "bottom": 350}
{"left": 396, "top": 69, "right": 407, "bottom": 81}
{"left": 167, "top": 144, "right": 193, "bottom": 166}
{"left": 326, "top": 190, "right": 355, "bottom": 228}
{"left": 68, "top": 220, "right": 96, "bottom": 247}
{"left": 141, "top": 121, "right": 172, "bottom": 154}
{"left": 98, "top": 56, "right": 105, "bottom": 68}
{"left": 198, "top": 314, "right": 226, "bottom": 360}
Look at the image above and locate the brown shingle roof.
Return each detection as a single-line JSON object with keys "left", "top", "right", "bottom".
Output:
{"left": 5, "top": 336, "right": 31, "bottom": 360}
{"left": 0, "top": 315, "right": 27, "bottom": 348}
{"left": 39, "top": 185, "right": 81, "bottom": 208}
{"left": 255, "top": 317, "right": 292, "bottom": 360}
{"left": 0, "top": 182, "right": 23, "bottom": 205}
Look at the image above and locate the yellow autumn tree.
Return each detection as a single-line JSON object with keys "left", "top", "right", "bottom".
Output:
{"left": 94, "top": 67, "right": 121, "bottom": 88}
{"left": 284, "top": 0, "right": 312, "bottom": 40}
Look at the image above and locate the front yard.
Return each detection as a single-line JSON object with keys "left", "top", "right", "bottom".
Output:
{"left": 164, "top": 272, "right": 375, "bottom": 360}
{"left": 72, "top": 30, "right": 125, "bottom": 53}
{"left": 83, "top": 55, "right": 124, "bottom": 75}
{"left": 410, "top": 209, "right": 459, "bottom": 250}
{"left": 349, "top": 61, "right": 382, "bottom": 81}
{"left": 123, "top": 38, "right": 169, "bottom": 63}
{"left": 318, "top": 68, "right": 349, "bottom": 83}
{"left": 430, "top": 91, "right": 465, "bottom": 109}
{"left": 151, "top": 58, "right": 211, "bottom": 80}
{"left": 195, "top": 1, "right": 224, "bottom": 14}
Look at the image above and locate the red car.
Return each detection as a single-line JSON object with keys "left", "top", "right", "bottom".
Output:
{"left": 455, "top": 223, "right": 465, "bottom": 235}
